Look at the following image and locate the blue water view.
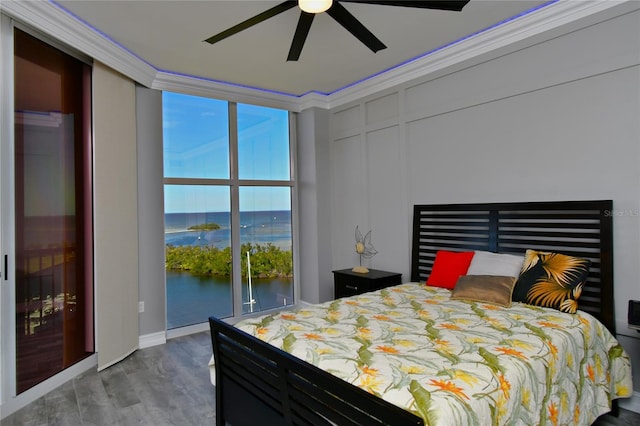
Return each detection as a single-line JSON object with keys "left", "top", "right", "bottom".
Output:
{"left": 165, "top": 210, "right": 293, "bottom": 329}
{"left": 165, "top": 210, "right": 292, "bottom": 250}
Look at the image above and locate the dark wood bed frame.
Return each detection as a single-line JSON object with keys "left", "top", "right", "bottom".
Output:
{"left": 209, "top": 200, "right": 615, "bottom": 425}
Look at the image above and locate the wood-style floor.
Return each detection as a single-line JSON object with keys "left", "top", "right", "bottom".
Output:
{"left": 1, "top": 330, "right": 638, "bottom": 425}
{"left": 1, "top": 332, "right": 215, "bottom": 425}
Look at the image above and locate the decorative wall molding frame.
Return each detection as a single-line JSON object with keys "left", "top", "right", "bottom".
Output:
{"left": 0, "top": 0, "right": 637, "bottom": 110}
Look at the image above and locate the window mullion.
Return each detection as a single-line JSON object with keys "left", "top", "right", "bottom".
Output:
{"left": 288, "top": 111, "right": 300, "bottom": 310}
{"left": 228, "top": 102, "right": 243, "bottom": 318}
{"left": 163, "top": 177, "right": 232, "bottom": 186}
{"left": 236, "top": 179, "right": 294, "bottom": 187}
{"left": 164, "top": 178, "right": 294, "bottom": 187}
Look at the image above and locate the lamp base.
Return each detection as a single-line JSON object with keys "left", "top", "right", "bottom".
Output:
{"left": 351, "top": 266, "right": 369, "bottom": 273}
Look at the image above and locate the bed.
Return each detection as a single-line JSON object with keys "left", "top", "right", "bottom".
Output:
{"left": 208, "top": 200, "right": 633, "bottom": 426}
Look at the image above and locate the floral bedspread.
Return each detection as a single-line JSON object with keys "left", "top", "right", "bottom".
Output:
{"left": 224, "top": 283, "right": 633, "bottom": 425}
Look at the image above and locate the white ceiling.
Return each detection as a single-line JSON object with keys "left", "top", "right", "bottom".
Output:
{"left": 53, "top": 0, "right": 551, "bottom": 96}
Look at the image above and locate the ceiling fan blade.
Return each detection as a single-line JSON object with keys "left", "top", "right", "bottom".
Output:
{"left": 287, "top": 12, "right": 315, "bottom": 61}
{"left": 340, "top": 1, "right": 470, "bottom": 12}
{"left": 326, "top": 2, "right": 386, "bottom": 53}
{"left": 204, "top": 1, "right": 297, "bottom": 44}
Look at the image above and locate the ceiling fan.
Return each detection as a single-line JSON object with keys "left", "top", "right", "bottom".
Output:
{"left": 204, "top": 0, "right": 471, "bottom": 61}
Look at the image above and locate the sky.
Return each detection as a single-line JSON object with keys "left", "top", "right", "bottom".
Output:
{"left": 162, "top": 92, "right": 292, "bottom": 213}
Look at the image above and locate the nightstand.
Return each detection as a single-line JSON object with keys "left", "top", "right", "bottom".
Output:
{"left": 332, "top": 268, "right": 402, "bottom": 299}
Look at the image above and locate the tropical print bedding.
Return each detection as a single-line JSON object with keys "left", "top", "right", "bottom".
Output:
{"left": 231, "top": 283, "right": 633, "bottom": 426}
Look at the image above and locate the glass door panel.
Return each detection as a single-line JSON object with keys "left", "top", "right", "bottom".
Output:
{"left": 14, "top": 29, "right": 93, "bottom": 393}
{"left": 164, "top": 185, "right": 232, "bottom": 327}
{"left": 239, "top": 187, "right": 293, "bottom": 314}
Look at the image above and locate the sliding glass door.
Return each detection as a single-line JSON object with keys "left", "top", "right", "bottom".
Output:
{"left": 13, "top": 28, "right": 94, "bottom": 393}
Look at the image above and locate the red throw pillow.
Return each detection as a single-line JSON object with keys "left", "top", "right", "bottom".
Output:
{"left": 426, "top": 250, "right": 475, "bottom": 289}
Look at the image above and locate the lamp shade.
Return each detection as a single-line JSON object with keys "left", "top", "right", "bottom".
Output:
{"left": 299, "top": 0, "right": 333, "bottom": 14}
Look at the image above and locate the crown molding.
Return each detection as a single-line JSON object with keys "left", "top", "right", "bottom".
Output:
{"left": 1, "top": 0, "right": 156, "bottom": 87}
{"left": 151, "top": 71, "right": 306, "bottom": 112}
{"left": 2, "top": 0, "right": 637, "bottom": 112}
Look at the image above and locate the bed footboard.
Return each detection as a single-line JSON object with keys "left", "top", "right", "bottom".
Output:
{"left": 209, "top": 316, "right": 424, "bottom": 426}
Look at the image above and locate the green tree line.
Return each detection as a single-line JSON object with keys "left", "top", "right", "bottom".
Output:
{"left": 188, "top": 223, "right": 221, "bottom": 231}
{"left": 165, "top": 242, "right": 292, "bottom": 279}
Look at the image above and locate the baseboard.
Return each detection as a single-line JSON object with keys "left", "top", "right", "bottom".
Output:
{"left": 138, "top": 331, "right": 166, "bottom": 349}
{"left": 619, "top": 391, "right": 640, "bottom": 414}
{"left": 616, "top": 319, "right": 640, "bottom": 338}
{"left": 166, "top": 322, "right": 210, "bottom": 339}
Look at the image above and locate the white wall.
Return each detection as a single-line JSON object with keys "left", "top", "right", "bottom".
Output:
{"left": 297, "top": 107, "right": 333, "bottom": 304}
{"left": 327, "top": 8, "right": 640, "bottom": 407}
{"left": 135, "top": 85, "right": 166, "bottom": 343}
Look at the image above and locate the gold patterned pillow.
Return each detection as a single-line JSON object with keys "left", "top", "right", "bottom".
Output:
{"left": 512, "top": 249, "right": 591, "bottom": 313}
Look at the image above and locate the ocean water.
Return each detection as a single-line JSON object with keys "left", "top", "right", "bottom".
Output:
{"left": 165, "top": 210, "right": 293, "bottom": 328}
{"left": 165, "top": 210, "right": 292, "bottom": 250}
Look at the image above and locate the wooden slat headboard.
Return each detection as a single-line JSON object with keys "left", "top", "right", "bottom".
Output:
{"left": 410, "top": 200, "right": 615, "bottom": 335}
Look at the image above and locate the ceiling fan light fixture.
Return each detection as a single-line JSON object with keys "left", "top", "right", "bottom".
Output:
{"left": 299, "top": 0, "right": 333, "bottom": 14}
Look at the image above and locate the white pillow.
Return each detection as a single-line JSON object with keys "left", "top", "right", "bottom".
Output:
{"left": 466, "top": 251, "right": 524, "bottom": 278}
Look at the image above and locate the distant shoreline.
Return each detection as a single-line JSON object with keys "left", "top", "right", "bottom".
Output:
{"left": 165, "top": 210, "right": 292, "bottom": 251}
{"left": 164, "top": 209, "right": 291, "bottom": 215}
{"left": 165, "top": 228, "right": 228, "bottom": 234}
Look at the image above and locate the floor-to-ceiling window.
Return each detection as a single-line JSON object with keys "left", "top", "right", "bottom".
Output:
{"left": 163, "top": 92, "right": 295, "bottom": 328}
{"left": 12, "top": 28, "right": 94, "bottom": 393}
